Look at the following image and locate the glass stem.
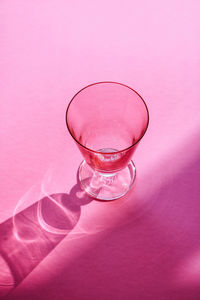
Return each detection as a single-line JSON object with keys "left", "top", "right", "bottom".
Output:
{"left": 98, "top": 171, "right": 117, "bottom": 186}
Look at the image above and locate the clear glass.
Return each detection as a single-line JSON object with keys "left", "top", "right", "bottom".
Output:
{"left": 66, "top": 82, "right": 149, "bottom": 200}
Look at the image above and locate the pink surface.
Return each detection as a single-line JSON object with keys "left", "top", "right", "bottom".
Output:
{"left": 0, "top": 0, "right": 200, "bottom": 299}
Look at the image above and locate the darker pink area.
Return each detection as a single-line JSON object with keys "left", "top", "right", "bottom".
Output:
{"left": 4, "top": 143, "right": 200, "bottom": 300}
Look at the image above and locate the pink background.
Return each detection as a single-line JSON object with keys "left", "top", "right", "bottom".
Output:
{"left": 0, "top": 0, "right": 200, "bottom": 299}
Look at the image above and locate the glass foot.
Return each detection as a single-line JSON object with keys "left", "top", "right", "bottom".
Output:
{"left": 78, "top": 161, "right": 136, "bottom": 201}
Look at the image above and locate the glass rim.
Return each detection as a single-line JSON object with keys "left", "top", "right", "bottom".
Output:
{"left": 65, "top": 81, "right": 150, "bottom": 154}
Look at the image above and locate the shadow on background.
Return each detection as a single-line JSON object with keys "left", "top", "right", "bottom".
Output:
{"left": 0, "top": 183, "right": 92, "bottom": 299}
{"left": 9, "top": 142, "right": 200, "bottom": 299}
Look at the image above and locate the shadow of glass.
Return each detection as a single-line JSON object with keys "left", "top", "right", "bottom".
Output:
{"left": 0, "top": 183, "right": 92, "bottom": 298}
{"left": 2, "top": 134, "right": 200, "bottom": 300}
{"left": 18, "top": 138, "right": 200, "bottom": 300}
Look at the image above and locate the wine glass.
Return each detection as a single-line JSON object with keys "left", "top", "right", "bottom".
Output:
{"left": 66, "top": 82, "right": 149, "bottom": 201}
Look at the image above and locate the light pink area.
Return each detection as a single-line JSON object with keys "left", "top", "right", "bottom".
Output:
{"left": 0, "top": 0, "right": 200, "bottom": 299}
